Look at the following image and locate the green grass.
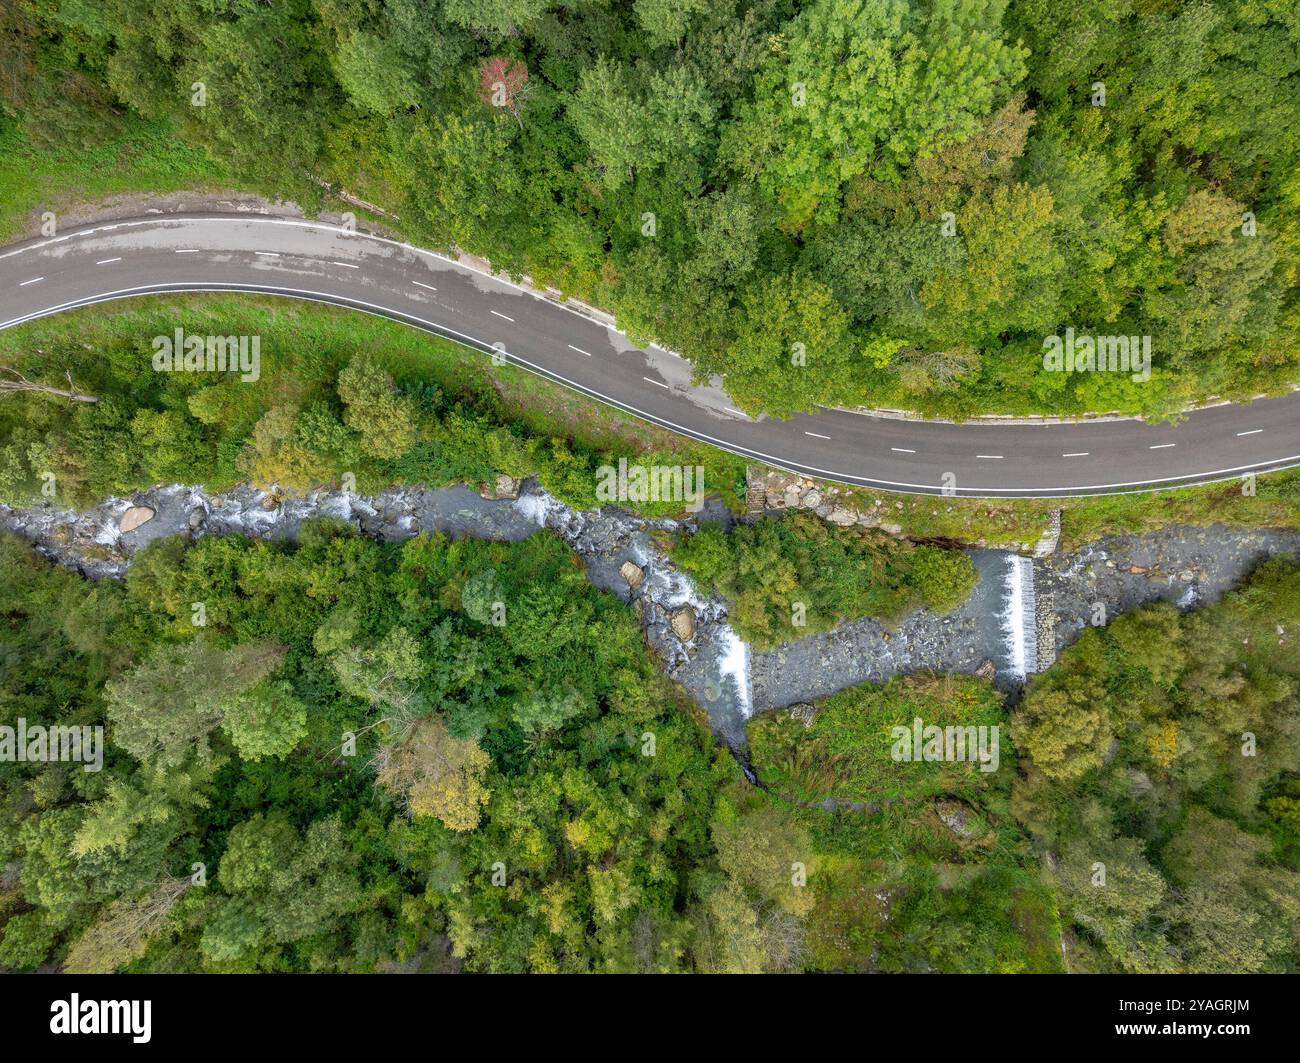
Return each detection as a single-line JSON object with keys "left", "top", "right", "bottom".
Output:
{"left": 0, "top": 113, "right": 228, "bottom": 242}
{"left": 748, "top": 673, "right": 1009, "bottom": 806}
{"left": 833, "top": 469, "right": 1300, "bottom": 550}
{"left": 746, "top": 673, "right": 1064, "bottom": 972}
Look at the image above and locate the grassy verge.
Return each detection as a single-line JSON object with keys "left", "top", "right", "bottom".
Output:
{"left": 834, "top": 471, "right": 1300, "bottom": 550}
{"left": 0, "top": 113, "right": 229, "bottom": 242}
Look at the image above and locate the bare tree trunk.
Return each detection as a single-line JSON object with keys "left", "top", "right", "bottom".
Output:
{"left": 0, "top": 366, "right": 99, "bottom": 402}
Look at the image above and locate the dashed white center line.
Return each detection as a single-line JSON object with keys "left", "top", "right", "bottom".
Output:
{"left": 804, "top": 431, "right": 831, "bottom": 440}
{"left": 1237, "top": 429, "right": 1264, "bottom": 436}
{"left": 976, "top": 455, "right": 1004, "bottom": 460}
{"left": 18, "top": 277, "right": 43, "bottom": 286}
{"left": 413, "top": 281, "right": 438, "bottom": 292}
{"left": 490, "top": 309, "right": 514, "bottom": 322}
{"left": 567, "top": 344, "right": 592, "bottom": 357}
{"left": 642, "top": 376, "right": 670, "bottom": 389}
{"left": 332, "top": 261, "right": 358, "bottom": 269}
{"left": 1063, "top": 452, "right": 1089, "bottom": 458}
{"left": 174, "top": 249, "right": 200, "bottom": 254}
{"left": 891, "top": 447, "right": 916, "bottom": 454}
{"left": 1148, "top": 443, "right": 1177, "bottom": 450}
{"left": 95, "top": 257, "right": 121, "bottom": 265}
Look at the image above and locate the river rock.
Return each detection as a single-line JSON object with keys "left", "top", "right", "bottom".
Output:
{"left": 119, "top": 506, "right": 155, "bottom": 533}
{"left": 934, "top": 798, "right": 986, "bottom": 841}
{"left": 479, "top": 474, "right": 521, "bottom": 500}
{"left": 619, "top": 560, "right": 645, "bottom": 589}
{"left": 670, "top": 606, "right": 696, "bottom": 641}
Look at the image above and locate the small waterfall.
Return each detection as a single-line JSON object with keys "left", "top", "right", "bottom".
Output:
{"left": 1001, "top": 554, "right": 1038, "bottom": 679}
{"left": 716, "top": 628, "right": 753, "bottom": 719}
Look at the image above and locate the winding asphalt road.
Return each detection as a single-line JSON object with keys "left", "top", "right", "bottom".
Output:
{"left": 1, "top": 212, "right": 1297, "bottom": 498}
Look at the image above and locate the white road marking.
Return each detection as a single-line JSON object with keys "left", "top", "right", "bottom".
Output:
{"left": 977, "top": 455, "right": 1004, "bottom": 460}
{"left": 490, "top": 309, "right": 514, "bottom": 322}
{"left": 18, "top": 277, "right": 43, "bottom": 286}
{"left": 255, "top": 251, "right": 279, "bottom": 258}
{"left": 95, "top": 257, "right": 121, "bottom": 265}
{"left": 891, "top": 447, "right": 916, "bottom": 454}
{"left": 413, "top": 281, "right": 438, "bottom": 292}
{"left": 1237, "top": 429, "right": 1264, "bottom": 436}
{"left": 725, "top": 407, "right": 747, "bottom": 417}
{"left": 1063, "top": 452, "right": 1089, "bottom": 458}
{"left": 174, "top": 249, "right": 200, "bottom": 254}
{"left": 643, "top": 376, "right": 670, "bottom": 389}
{"left": 331, "top": 261, "right": 358, "bottom": 269}
{"left": 805, "top": 431, "right": 831, "bottom": 440}
{"left": 567, "top": 344, "right": 592, "bottom": 356}
{"left": 1148, "top": 443, "right": 1177, "bottom": 450}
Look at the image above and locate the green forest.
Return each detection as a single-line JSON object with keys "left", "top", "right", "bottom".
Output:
{"left": 670, "top": 509, "right": 977, "bottom": 647}
{"left": 1013, "top": 556, "right": 1300, "bottom": 972}
{"left": 3, "top": 0, "right": 1300, "bottom": 981}
{"left": 4, "top": 0, "right": 1298, "bottom": 419}
{"left": 6, "top": 528, "right": 1297, "bottom": 971}
{"left": 0, "top": 524, "right": 1021, "bottom": 973}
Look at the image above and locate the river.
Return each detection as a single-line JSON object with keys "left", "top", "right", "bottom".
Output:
{"left": 4, "top": 481, "right": 1298, "bottom": 747}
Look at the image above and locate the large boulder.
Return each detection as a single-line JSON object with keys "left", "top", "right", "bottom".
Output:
{"left": 119, "top": 506, "right": 156, "bottom": 534}
{"left": 669, "top": 606, "right": 696, "bottom": 641}
{"left": 934, "top": 799, "right": 989, "bottom": 843}
{"left": 619, "top": 560, "right": 645, "bottom": 590}
{"left": 479, "top": 474, "right": 521, "bottom": 500}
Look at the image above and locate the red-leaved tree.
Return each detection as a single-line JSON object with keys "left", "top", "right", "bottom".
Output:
{"left": 477, "top": 57, "right": 529, "bottom": 124}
